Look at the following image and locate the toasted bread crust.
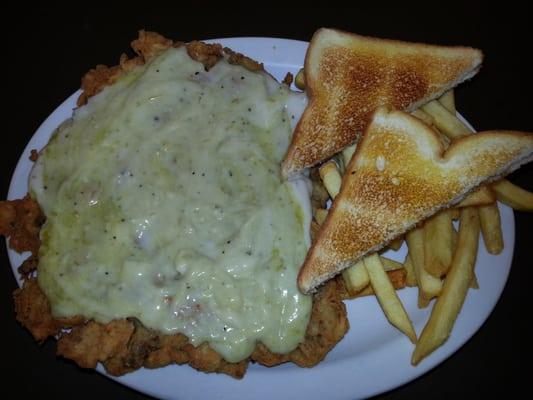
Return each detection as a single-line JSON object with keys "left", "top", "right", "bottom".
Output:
{"left": 282, "top": 28, "right": 482, "bottom": 178}
{"left": 298, "top": 108, "right": 533, "bottom": 293}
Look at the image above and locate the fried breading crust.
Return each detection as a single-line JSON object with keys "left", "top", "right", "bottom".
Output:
{"left": 0, "top": 195, "right": 44, "bottom": 256}
{"left": 252, "top": 278, "right": 348, "bottom": 367}
{"left": 14, "top": 279, "right": 84, "bottom": 341}
{"left": 3, "top": 31, "right": 348, "bottom": 379}
{"left": 12, "top": 274, "right": 346, "bottom": 377}
{"left": 77, "top": 31, "right": 264, "bottom": 107}
{"left": 58, "top": 320, "right": 135, "bottom": 369}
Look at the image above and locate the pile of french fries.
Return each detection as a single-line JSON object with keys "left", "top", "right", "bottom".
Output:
{"left": 297, "top": 70, "right": 533, "bottom": 364}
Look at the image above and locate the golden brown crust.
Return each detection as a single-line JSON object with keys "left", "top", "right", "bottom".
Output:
{"left": 282, "top": 28, "right": 483, "bottom": 178}
{"left": 103, "top": 319, "right": 161, "bottom": 376}
{"left": 10, "top": 259, "right": 347, "bottom": 378}
{"left": 288, "top": 278, "right": 348, "bottom": 367}
{"left": 144, "top": 333, "right": 190, "bottom": 368}
{"left": 223, "top": 47, "right": 263, "bottom": 71}
{"left": 14, "top": 279, "right": 84, "bottom": 341}
{"left": 298, "top": 108, "right": 533, "bottom": 293}
{"left": 130, "top": 30, "right": 175, "bottom": 60}
{"left": 77, "top": 31, "right": 265, "bottom": 107}
{"left": 251, "top": 279, "right": 348, "bottom": 368}
{"left": 187, "top": 41, "right": 224, "bottom": 70}
{"left": 282, "top": 72, "right": 294, "bottom": 86}
{"left": 29, "top": 149, "right": 39, "bottom": 162}
{"left": 77, "top": 31, "right": 172, "bottom": 106}
{"left": 57, "top": 320, "right": 135, "bottom": 370}
{"left": 0, "top": 195, "right": 44, "bottom": 255}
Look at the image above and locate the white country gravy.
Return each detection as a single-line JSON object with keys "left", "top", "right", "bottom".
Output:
{"left": 29, "top": 47, "right": 312, "bottom": 363}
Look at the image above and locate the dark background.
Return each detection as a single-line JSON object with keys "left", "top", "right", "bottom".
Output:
{"left": 2, "top": 5, "right": 531, "bottom": 399}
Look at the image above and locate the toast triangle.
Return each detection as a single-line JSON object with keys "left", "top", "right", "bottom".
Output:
{"left": 298, "top": 107, "right": 533, "bottom": 293}
{"left": 282, "top": 28, "right": 483, "bottom": 178}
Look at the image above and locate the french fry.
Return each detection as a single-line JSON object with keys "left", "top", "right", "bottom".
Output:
{"left": 351, "top": 284, "right": 374, "bottom": 298}
{"left": 411, "top": 109, "right": 434, "bottom": 126}
{"left": 295, "top": 68, "right": 305, "bottom": 90}
{"left": 314, "top": 208, "right": 328, "bottom": 225}
{"left": 406, "top": 226, "right": 443, "bottom": 307}
{"left": 438, "top": 90, "right": 455, "bottom": 113}
{"left": 422, "top": 100, "right": 501, "bottom": 217}
{"left": 450, "top": 208, "right": 460, "bottom": 220}
{"left": 492, "top": 179, "right": 533, "bottom": 211}
{"left": 478, "top": 203, "right": 504, "bottom": 254}
{"left": 388, "top": 236, "right": 404, "bottom": 251}
{"left": 456, "top": 187, "right": 496, "bottom": 208}
{"left": 342, "top": 260, "right": 369, "bottom": 294}
{"left": 364, "top": 254, "right": 416, "bottom": 343}
{"left": 452, "top": 227, "right": 478, "bottom": 289}
{"left": 421, "top": 100, "right": 471, "bottom": 139}
{"left": 421, "top": 101, "right": 505, "bottom": 245}
{"left": 403, "top": 253, "right": 418, "bottom": 287}
{"left": 451, "top": 226, "right": 457, "bottom": 248}
{"left": 412, "top": 207, "right": 480, "bottom": 365}
{"left": 319, "top": 160, "right": 342, "bottom": 198}
{"left": 424, "top": 209, "right": 453, "bottom": 278}
{"left": 342, "top": 143, "right": 357, "bottom": 167}
{"left": 348, "top": 268, "right": 407, "bottom": 298}
{"left": 343, "top": 256, "right": 405, "bottom": 298}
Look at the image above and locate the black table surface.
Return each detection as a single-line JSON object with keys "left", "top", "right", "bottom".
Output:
{"left": 3, "top": 5, "right": 531, "bottom": 399}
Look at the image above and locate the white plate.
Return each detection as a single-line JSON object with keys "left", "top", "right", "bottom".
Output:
{"left": 6, "top": 38, "right": 514, "bottom": 400}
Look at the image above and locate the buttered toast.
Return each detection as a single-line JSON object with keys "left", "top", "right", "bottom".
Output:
{"left": 282, "top": 28, "right": 483, "bottom": 178}
{"left": 298, "top": 107, "right": 533, "bottom": 293}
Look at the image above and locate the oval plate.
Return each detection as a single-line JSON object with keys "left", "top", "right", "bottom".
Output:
{"left": 6, "top": 37, "right": 514, "bottom": 400}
